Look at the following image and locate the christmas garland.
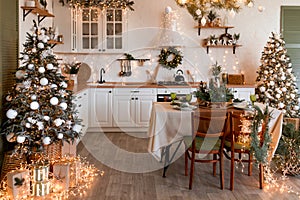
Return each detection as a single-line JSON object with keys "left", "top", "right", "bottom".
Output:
{"left": 250, "top": 105, "right": 272, "bottom": 164}
{"left": 158, "top": 47, "right": 183, "bottom": 69}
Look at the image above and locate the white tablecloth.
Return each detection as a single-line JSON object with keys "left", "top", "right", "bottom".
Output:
{"left": 147, "top": 102, "right": 283, "bottom": 161}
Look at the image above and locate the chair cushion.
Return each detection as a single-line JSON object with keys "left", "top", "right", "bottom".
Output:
{"left": 224, "top": 140, "right": 251, "bottom": 150}
{"left": 183, "top": 136, "right": 221, "bottom": 152}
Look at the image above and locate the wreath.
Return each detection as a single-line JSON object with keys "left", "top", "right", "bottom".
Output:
{"left": 158, "top": 47, "right": 183, "bottom": 69}
{"left": 250, "top": 105, "right": 272, "bottom": 164}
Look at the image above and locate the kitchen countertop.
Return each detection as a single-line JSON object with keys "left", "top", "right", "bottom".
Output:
{"left": 68, "top": 82, "right": 256, "bottom": 94}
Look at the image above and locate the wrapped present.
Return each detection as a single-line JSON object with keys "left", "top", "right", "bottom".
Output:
{"left": 69, "top": 160, "right": 80, "bottom": 188}
{"left": 53, "top": 162, "right": 70, "bottom": 192}
{"left": 31, "top": 180, "right": 50, "bottom": 196}
{"left": 32, "top": 164, "right": 49, "bottom": 182}
{"left": 62, "top": 141, "right": 77, "bottom": 156}
{"left": 7, "top": 169, "right": 30, "bottom": 199}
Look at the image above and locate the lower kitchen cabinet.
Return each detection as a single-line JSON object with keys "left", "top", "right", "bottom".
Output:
{"left": 113, "top": 88, "right": 156, "bottom": 127}
{"left": 89, "top": 88, "right": 113, "bottom": 128}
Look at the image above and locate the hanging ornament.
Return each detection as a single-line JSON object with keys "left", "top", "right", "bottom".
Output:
{"left": 291, "top": 93, "right": 296, "bottom": 99}
{"left": 6, "top": 132, "right": 16, "bottom": 142}
{"left": 40, "top": 77, "right": 49, "bottom": 86}
{"left": 31, "top": 95, "right": 37, "bottom": 100}
{"left": 294, "top": 106, "right": 299, "bottom": 111}
{"left": 275, "top": 94, "right": 281, "bottom": 99}
{"left": 6, "top": 95, "right": 12, "bottom": 101}
{"left": 28, "top": 64, "right": 34, "bottom": 70}
{"left": 16, "top": 70, "right": 26, "bottom": 79}
{"left": 59, "top": 102, "right": 68, "bottom": 110}
{"left": 43, "top": 137, "right": 51, "bottom": 145}
{"left": 270, "top": 81, "right": 275, "bottom": 86}
{"left": 54, "top": 118, "right": 64, "bottom": 126}
{"left": 50, "top": 97, "right": 59, "bottom": 105}
{"left": 46, "top": 63, "right": 54, "bottom": 70}
{"left": 43, "top": 116, "right": 50, "bottom": 121}
{"left": 50, "top": 84, "right": 58, "bottom": 89}
{"left": 60, "top": 82, "right": 68, "bottom": 88}
{"left": 165, "top": 6, "right": 172, "bottom": 14}
{"left": 38, "top": 67, "right": 46, "bottom": 73}
{"left": 17, "top": 135, "right": 26, "bottom": 143}
{"left": 23, "top": 55, "right": 29, "bottom": 60}
{"left": 25, "top": 122, "right": 31, "bottom": 128}
{"left": 37, "top": 121, "right": 44, "bottom": 130}
{"left": 281, "top": 87, "right": 287, "bottom": 92}
{"left": 278, "top": 102, "right": 285, "bottom": 108}
{"left": 6, "top": 109, "right": 18, "bottom": 119}
{"left": 37, "top": 42, "right": 44, "bottom": 49}
{"left": 195, "top": 9, "right": 201, "bottom": 16}
{"left": 259, "top": 86, "right": 266, "bottom": 92}
{"left": 72, "top": 124, "right": 82, "bottom": 133}
{"left": 57, "top": 133, "right": 64, "bottom": 139}
{"left": 30, "top": 101, "right": 40, "bottom": 110}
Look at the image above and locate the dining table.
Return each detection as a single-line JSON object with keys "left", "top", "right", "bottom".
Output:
{"left": 147, "top": 102, "right": 283, "bottom": 177}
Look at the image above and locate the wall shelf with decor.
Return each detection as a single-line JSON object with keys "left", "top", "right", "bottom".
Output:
{"left": 194, "top": 25, "right": 234, "bottom": 36}
{"left": 21, "top": 6, "right": 54, "bottom": 24}
{"left": 48, "top": 40, "right": 64, "bottom": 48}
{"left": 203, "top": 44, "right": 242, "bottom": 54}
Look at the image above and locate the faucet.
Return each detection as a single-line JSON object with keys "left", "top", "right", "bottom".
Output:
{"left": 99, "top": 68, "right": 105, "bottom": 84}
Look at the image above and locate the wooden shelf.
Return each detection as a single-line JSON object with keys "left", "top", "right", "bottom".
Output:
{"left": 21, "top": 6, "right": 54, "bottom": 24}
{"left": 48, "top": 40, "right": 64, "bottom": 48}
{"left": 117, "top": 58, "right": 150, "bottom": 62}
{"left": 194, "top": 25, "right": 234, "bottom": 35}
{"left": 203, "top": 44, "right": 242, "bottom": 54}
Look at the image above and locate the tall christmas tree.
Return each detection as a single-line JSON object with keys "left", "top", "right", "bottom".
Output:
{"left": 255, "top": 32, "right": 300, "bottom": 118}
{"left": 1, "top": 21, "right": 82, "bottom": 154}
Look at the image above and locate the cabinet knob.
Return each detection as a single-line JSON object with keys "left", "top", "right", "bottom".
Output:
{"left": 131, "top": 97, "right": 134, "bottom": 100}
{"left": 135, "top": 97, "right": 138, "bottom": 100}
{"left": 109, "top": 91, "right": 112, "bottom": 93}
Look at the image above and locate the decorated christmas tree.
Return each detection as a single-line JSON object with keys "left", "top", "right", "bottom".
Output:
{"left": 1, "top": 21, "right": 82, "bottom": 154}
{"left": 255, "top": 32, "right": 300, "bottom": 118}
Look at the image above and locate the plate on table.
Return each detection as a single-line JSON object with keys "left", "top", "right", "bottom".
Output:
{"left": 173, "top": 105, "right": 197, "bottom": 111}
{"left": 233, "top": 102, "right": 250, "bottom": 110}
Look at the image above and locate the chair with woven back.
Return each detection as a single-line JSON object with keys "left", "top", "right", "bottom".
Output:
{"left": 184, "top": 111, "right": 228, "bottom": 190}
{"left": 224, "top": 111, "right": 265, "bottom": 190}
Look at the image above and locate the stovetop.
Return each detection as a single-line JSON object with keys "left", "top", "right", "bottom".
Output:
{"left": 157, "top": 81, "right": 189, "bottom": 86}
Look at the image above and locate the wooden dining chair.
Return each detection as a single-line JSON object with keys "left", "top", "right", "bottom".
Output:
{"left": 184, "top": 111, "right": 228, "bottom": 190}
{"left": 224, "top": 111, "right": 264, "bottom": 190}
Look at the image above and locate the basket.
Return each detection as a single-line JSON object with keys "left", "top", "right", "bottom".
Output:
{"left": 43, "top": 141, "right": 62, "bottom": 160}
{"left": 0, "top": 151, "right": 27, "bottom": 181}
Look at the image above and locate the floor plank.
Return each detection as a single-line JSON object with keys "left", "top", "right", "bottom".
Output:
{"left": 75, "top": 132, "right": 300, "bottom": 200}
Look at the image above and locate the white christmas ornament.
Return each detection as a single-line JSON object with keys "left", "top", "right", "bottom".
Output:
{"left": 23, "top": 55, "right": 29, "bottom": 60}
{"left": 42, "top": 37, "right": 48, "bottom": 43}
{"left": 200, "top": 17, "right": 206, "bottom": 26}
{"left": 16, "top": 70, "right": 26, "bottom": 79}
{"left": 294, "top": 106, "right": 299, "bottom": 111}
{"left": 72, "top": 124, "right": 82, "bottom": 133}
{"left": 25, "top": 123, "right": 31, "bottom": 128}
{"left": 28, "top": 64, "right": 34, "bottom": 70}
{"left": 165, "top": 6, "right": 172, "bottom": 14}
{"left": 269, "top": 81, "right": 275, "bottom": 86}
{"left": 281, "top": 87, "right": 287, "bottom": 92}
{"left": 50, "top": 84, "right": 58, "bottom": 88}
{"left": 275, "top": 94, "right": 281, "bottom": 99}
{"left": 17, "top": 135, "right": 26, "bottom": 143}
{"left": 57, "top": 133, "right": 64, "bottom": 139}
{"left": 37, "top": 42, "right": 44, "bottom": 49}
{"left": 287, "top": 68, "right": 292, "bottom": 73}
{"left": 291, "top": 94, "right": 296, "bottom": 99}
{"left": 259, "top": 86, "right": 266, "bottom": 92}
{"left": 278, "top": 102, "right": 285, "bottom": 108}
{"left": 6, "top": 109, "right": 18, "bottom": 119}
{"left": 40, "top": 77, "right": 49, "bottom": 85}
{"left": 60, "top": 82, "right": 68, "bottom": 88}
{"left": 50, "top": 97, "right": 59, "bottom": 105}
{"left": 38, "top": 67, "right": 46, "bottom": 73}
{"left": 54, "top": 118, "right": 64, "bottom": 126}
{"left": 30, "top": 101, "right": 40, "bottom": 110}
{"left": 37, "top": 121, "right": 44, "bottom": 130}
{"left": 43, "top": 137, "right": 51, "bottom": 145}
{"left": 60, "top": 102, "right": 68, "bottom": 110}
{"left": 32, "top": 48, "right": 37, "bottom": 53}
{"left": 46, "top": 63, "right": 54, "bottom": 70}
{"left": 31, "top": 95, "right": 37, "bottom": 100}
{"left": 44, "top": 116, "right": 50, "bottom": 121}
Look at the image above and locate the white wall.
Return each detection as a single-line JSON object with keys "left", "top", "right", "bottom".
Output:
{"left": 19, "top": 0, "right": 300, "bottom": 84}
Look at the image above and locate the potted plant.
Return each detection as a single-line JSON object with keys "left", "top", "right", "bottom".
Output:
{"left": 207, "top": 10, "right": 218, "bottom": 26}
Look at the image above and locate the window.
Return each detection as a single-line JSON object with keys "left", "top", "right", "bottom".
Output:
{"left": 281, "top": 6, "right": 300, "bottom": 88}
{"left": 72, "top": 8, "right": 126, "bottom": 53}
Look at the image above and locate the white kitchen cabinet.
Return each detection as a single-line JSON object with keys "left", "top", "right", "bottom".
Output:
{"left": 89, "top": 88, "right": 113, "bottom": 128}
{"left": 229, "top": 87, "right": 255, "bottom": 102}
{"left": 74, "top": 89, "right": 89, "bottom": 137}
{"left": 113, "top": 88, "right": 156, "bottom": 127}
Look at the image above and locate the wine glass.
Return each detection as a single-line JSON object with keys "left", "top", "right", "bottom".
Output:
{"left": 250, "top": 94, "right": 256, "bottom": 105}
{"left": 170, "top": 92, "right": 176, "bottom": 104}
{"left": 186, "top": 93, "right": 192, "bottom": 103}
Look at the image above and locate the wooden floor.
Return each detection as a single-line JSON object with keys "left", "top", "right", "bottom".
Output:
{"left": 74, "top": 132, "right": 300, "bottom": 200}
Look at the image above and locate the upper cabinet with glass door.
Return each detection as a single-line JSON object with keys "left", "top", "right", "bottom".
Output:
{"left": 72, "top": 8, "right": 126, "bottom": 53}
